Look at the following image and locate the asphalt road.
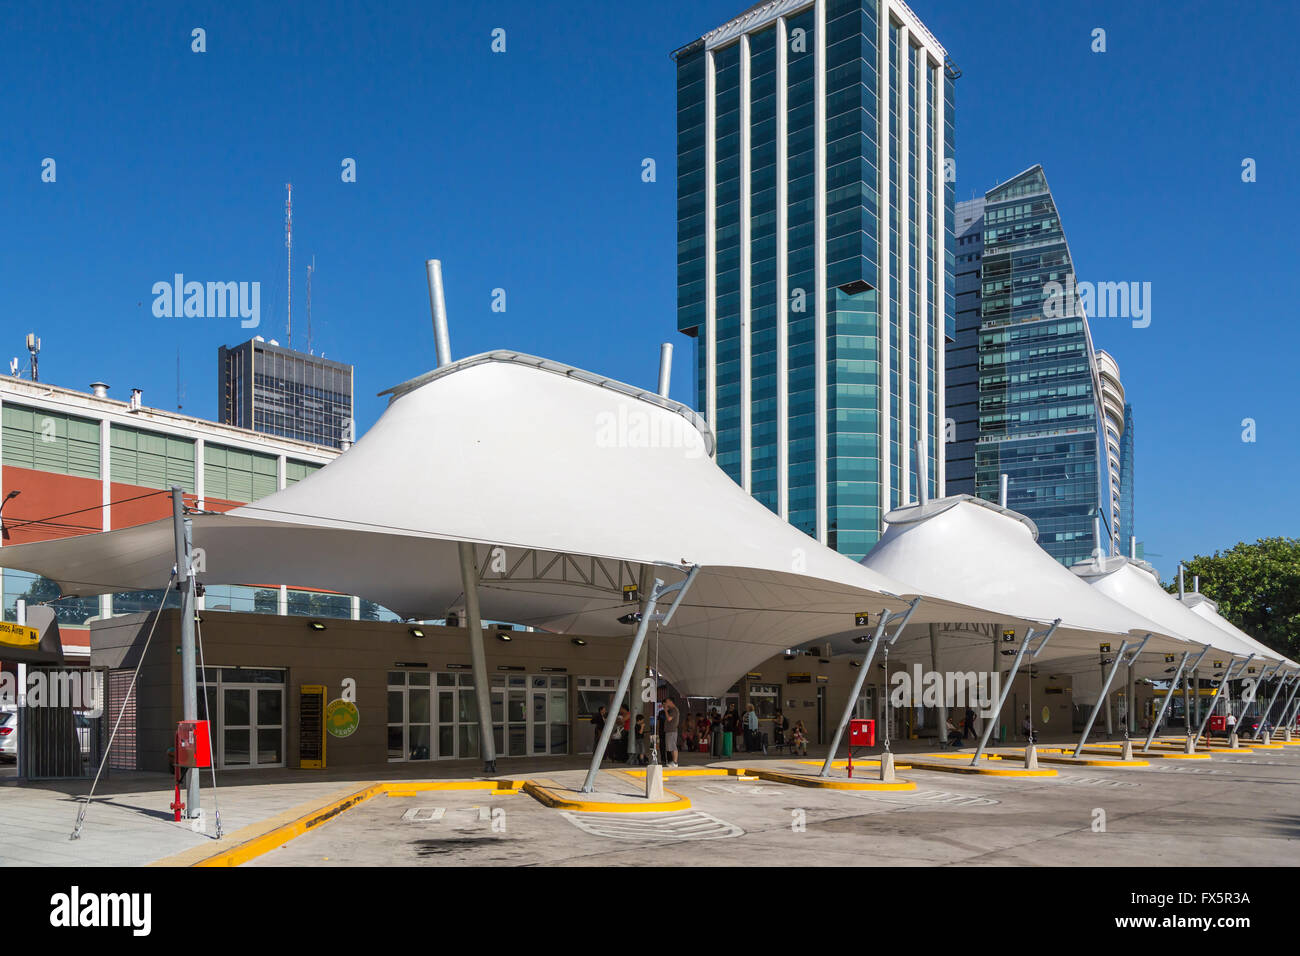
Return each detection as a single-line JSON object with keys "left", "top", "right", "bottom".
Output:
{"left": 249, "top": 750, "right": 1300, "bottom": 867}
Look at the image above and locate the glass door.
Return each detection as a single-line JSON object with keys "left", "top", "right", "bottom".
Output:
{"left": 387, "top": 671, "right": 432, "bottom": 762}
{"left": 220, "top": 685, "right": 284, "bottom": 768}
{"left": 527, "top": 675, "right": 569, "bottom": 755}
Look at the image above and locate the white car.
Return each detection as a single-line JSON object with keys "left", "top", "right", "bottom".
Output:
{"left": 0, "top": 709, "right": 16, "bottom": 761}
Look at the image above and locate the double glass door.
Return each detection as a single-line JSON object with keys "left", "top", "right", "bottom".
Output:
{"left": 220, "top": 685, "right": 285, "bottom": 768}
{"left": 197, "top": 667, "right": 285, "bottom": 770}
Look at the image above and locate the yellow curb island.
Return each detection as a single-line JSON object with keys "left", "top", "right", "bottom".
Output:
{"left": 521, "top": 780, "right": 691, "bottom": 812}
{"left": 163, "top": 780, "right": 525, "bottom": 868}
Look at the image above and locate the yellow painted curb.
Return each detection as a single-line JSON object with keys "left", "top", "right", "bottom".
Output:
{"left": 744, "top": 767, "right": 916, "bottom": 791}
{"left": 178, "top": 779, "right": 525, "bottom": 867}
{"left": 905, "top": 759, "right": 1057, "bottom": 777}
{"left": 191, "top": 783, "right": 385, "bottom": 868}
{"left": 521, "top": 780, "right": 691, "bottom": 813}
{"left": 385, "top": 780, "right": 524, "bottom": 797}
{"left": 620, "top": 767, "right": 749, "bottom": 779}
{"left": 796, "top": 759, "right": 914, "bottom": 770}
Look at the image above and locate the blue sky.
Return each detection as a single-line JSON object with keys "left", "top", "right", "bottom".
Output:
{"left": 3, "top": 0, "right": 1295, "bottom": 582}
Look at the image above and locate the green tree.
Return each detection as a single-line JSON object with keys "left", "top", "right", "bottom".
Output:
{"left": 1166, "top": 537, "right": 1300, "bottom": 659}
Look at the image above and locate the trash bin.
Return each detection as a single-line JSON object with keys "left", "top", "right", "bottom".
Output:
{"left": 722, "top": 731, "right": 733, "bottom": 757}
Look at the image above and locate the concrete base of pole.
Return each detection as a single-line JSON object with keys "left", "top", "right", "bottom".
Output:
{"left": 1285, "top": 727, "right": 1292, "bottom": 742}
{"left": 1262, "top": 731, "right": 1271, "bottom": 745}
{"left": 1183, "top": 736, "right": 1196, "bottom": 754}
{"left": 645, "top": 764, "right": 665, "bottom": 800}
{"left": 879, "top": 752, "right": 896, "bottom": 783}
{"left": 1228, "top": 732, "right": 1239, "bottom": 749}
{"left": 1121, "top": 739, "right": 1133, "bottom": 760}
{"left": 1024, "top": 744, "right": 1038, "bottom": 770}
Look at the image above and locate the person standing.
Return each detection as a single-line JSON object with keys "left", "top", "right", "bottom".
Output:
{"left": 773, "top": 709, "right": 788, "bottom": 749}
{"left": 962, "top": 706, "right": 976, "bottom": 739}
{"left": 664, "top": 698, "right": 681, "bottom": 768}
{"left": 743, "top": 703, "right": 759, "bottom": 752}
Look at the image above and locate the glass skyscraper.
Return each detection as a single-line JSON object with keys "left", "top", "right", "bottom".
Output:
{"left": 1118, "top": 400, "right": 1136, "bottom": 554}
{"left": 952, "top": 164, "right": 1126, "bottom": 567}
{"left": 674, "top": 0, "right": 955, "bottom": 559}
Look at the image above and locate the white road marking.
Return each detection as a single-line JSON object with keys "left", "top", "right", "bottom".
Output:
{"left": 562, "top": 810, "right": 743, "bottom": 841}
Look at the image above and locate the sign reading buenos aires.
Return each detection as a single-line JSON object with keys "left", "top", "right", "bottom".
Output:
{"left": 0, "top": 621, "right": 39, "bottom": 648}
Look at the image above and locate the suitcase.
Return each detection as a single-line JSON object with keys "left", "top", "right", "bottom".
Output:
{"left": 699, "top": 736, "right": 710, "bottom": 753}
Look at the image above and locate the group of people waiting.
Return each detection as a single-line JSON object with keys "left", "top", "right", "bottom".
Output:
{"left": 592, "top": 701, "right": 812, "bottom": 763}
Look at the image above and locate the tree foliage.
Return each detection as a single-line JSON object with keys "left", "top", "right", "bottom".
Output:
{"left": 1166, "top": 537, "right": 1300, "bottom": 659}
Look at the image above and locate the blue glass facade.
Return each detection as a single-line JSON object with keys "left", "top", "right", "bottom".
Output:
{"left": 969, "top": 165, "right": 1114, "bottom": 567}
{"left": 1118, "top": 401, "right": 1135, "bottom": 553}
{"left": 675, "top": 0, "right": 951, "bottom": 560}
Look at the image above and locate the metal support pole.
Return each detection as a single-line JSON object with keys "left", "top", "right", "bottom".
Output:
{"left": 171, "top": 487, "right": 199, "bottom": 817}
{"left": 581, "top": 568, "right": 698, "bottom": 793}
{"left": 1181, "top": 666, "right": 1190, "bottom": 738}
{"left": 1126, "top": 660, "right": 1136, "bottom": 736}
{"left": 1143, "top": 649, "right": 1196, "bottom": 751}
{"left": 1277, "top": 673, "right": 1300, "bottom": 734}
{"left": 657, "top": 343, "right": 673, "bottom": 398}
{"left": 1254, "top": 670, "right": 1293, "bottom": 739}
{"left": 929, "top": 623, "right": 946, "bottom": 743}
{"left": 972, "top": 620, "right": 1059, "bottom": 766}
{"left": 1245, "top": 662, "right": 1279, "bottom": 733}
{"left": 818, "top": 611, "right": 891, "bottom": 778}
{"left": 457, "top": 542, "right": 496, "bottom": 773}
{"left": 1192, "top": 655, "right": 1252, "bottom": 743}
{"left": 1074, "top": 637, "right": 1144, "bottom": 758}
{"left": 628, "top": 563, "right": 654, "bottom": 766}
{"left": 426, "top": 259, "right": 452, "bottom": 368}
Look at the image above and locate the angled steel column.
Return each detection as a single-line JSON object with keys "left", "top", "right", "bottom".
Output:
{"left": 1254, "top": 669, "right": 1294, "bottom": 739}
{"left": 1192, "top": 654, "right": 1252, "bottom": 743}
{"left": 818, "top": 610, "right": 891, "bottom": 778}
{"left": 1277, "top": 673, "right": 1300, "bottom": 734}
{"left": 581, "top": 567, "right": 698, "bottom": 794}
{"left": 1244, "top": 662, "right": 1279, "bottom": 736}
{"left": 1143, "top": 645, "right": 1207, "bottom": 752}
{"left": 816, "top": 598, "right": 920, "bottom": 780}
{"left": 972, "top": 620, "right": 1059, "bottom": 766}
{"left": 458, "top": 542, "right": 497, "bottom": 774}
{"left": 1074, "top": 635, "right": 1148, "bottom": 758}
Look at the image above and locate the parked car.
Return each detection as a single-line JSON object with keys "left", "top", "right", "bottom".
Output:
{"left": 0, "top": 709, "right": 16, "bottom": 762}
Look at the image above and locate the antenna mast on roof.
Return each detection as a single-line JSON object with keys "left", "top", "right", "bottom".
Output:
{"left": 176, "top": 348, "right": 184, "bottom": 411}
{"left": 284, "top": 183, "right": 293, "bottom": 349}
{"left": 307, "top": 255, "right": 315, "bottom": 354}
{"left": 25, "top": 333, "right": 40, "bottom": 383}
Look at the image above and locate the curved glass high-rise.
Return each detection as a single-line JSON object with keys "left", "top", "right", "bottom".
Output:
{"left": 964, "top": 165, "right": 1121, "bottom": 566}
{"left": 674, "top": 0, "right": 956, "bottom": 559}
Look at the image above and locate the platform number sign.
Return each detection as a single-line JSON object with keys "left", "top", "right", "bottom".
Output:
{"left": 854, "top": 612, "right": 871, "bottom": 627}
{"left": 1213, "top": 661, "right": 1224, "bottom": 669}
{"left": 1165, "top": 655, "right": 1176, "bottom": 663}
{"left": 1099, "top": 643, "right": 1111, "bottom": 653}
{"left": 1002, "top": 629, "right": 1017, "bottom": 642}
{"left": 622, "top": 585, "right": 639, "bottom": 604}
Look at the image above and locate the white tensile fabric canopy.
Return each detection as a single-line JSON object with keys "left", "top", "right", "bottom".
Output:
{"left": 836, "top": 497, "right": 1196, "bottom": 681}
{"left": 0, "top": 351, "right": 981, "bottom": 698}
{"left": 1073, "top": 557, "right": 1261, "bottom": 660}
{"left": 1177, "top": 593, "right": 1292, "bottom": 668}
